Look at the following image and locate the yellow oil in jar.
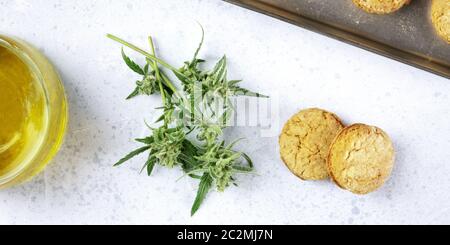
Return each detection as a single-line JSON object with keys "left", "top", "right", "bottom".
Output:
{"left": 0, "top": 44, "right": 48, "bottom": 177}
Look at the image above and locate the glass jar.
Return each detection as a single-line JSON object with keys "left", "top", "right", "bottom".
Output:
{"left": 0, "top": 35, "right": 68, "bottom": 189}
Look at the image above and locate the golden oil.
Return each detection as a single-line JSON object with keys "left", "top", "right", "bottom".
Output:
{"left": 0, "top": 36, "right": 68, "bottom": 188}
{"left": 0, "top": 44, "right": 48, "bottom": 177}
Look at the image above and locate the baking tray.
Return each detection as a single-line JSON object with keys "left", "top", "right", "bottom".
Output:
{"left": 225, "top": 0, "right": 450, "bottom": 79}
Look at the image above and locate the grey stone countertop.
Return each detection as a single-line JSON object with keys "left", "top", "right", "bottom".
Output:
{"left": 0, "top": 0, "right": 449, "bottom": 224}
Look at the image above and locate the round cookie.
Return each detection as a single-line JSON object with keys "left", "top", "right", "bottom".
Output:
{"left": 328, "top": 124, "right": 395, "bottom": 194}
{"left": 352, "top": 0, "right": 411, "bottom": 14}
{"left": 431, "top": 0, "right": 450, "bottom": 44}
{"left": 279, "top": 108, "right": 345, "bottom": 180}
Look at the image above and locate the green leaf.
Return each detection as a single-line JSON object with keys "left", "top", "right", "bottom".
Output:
{"left": 191, "top": 173, "right": 213, "bottom": 216}
{"left": 126, "top": 87, "right": 140, "bottom": 100}
{"left": 173, "top": 70, "right": 190, "bottom": 85}
{"left": 232, "top": 165, "right": 253, "bottom": 172}
{"left": 226, "top": 138, "right": 244, "bottom": 151}
{"left": 241, "top": 153, "right": 254, "bottom": 168}
{"left": 159, "top": 72, "right": 176, "bottom": 96}
{"left": 135, "top": 137, "right": 154, "bottom": 144}
{"left": 122, "top": 48, "right": 145, "bottom": 75}
{"left": 228, "top": 80, "right": 242, "bottom": 86}
{"left": 179, "top": 154, "right": 200, "bottom": 173}
{"left": 180, "top": 140, "right": 202, "bottom": 175}
{"left": 114, "top": 146, "right": 151, "bottom": 167}
{"left": 144, "top": 63, "right": 150, "bottom": 75}
{"left": 189, "top": 174, "right": 203, "bottom": 180}
{"left": 154, "top": 114, "right": 166, "bottom": 123}
{"left": 109, "top": 30, "right": 266, "bottom": 216}
{"left": 146, "top": 158, "right": 157, "bottom": 176}
{"left": 139, "top": 154, "right": 155, "bottom": 174}
{"left": 211, "top": 56, "right": 227, "bottom": 83}
{"left": 233, "top": 88, "right": 269, "bottom": 98}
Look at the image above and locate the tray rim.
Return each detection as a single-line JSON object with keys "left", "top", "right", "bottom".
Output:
{"left": 224, "top": 0, "right": 450, "bottom": 80}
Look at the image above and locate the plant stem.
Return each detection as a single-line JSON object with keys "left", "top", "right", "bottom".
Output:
{"left": 107, "top": 34, "right": 181, "bottom": 94}
{"left": 108, "top": 34, "right": 174, "bottom": 69}
{"left": 148, "top": 37, "right": 167, "bottom": 104}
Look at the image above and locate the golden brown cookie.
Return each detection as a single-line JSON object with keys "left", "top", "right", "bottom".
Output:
{"left": 328, "top": 124, "right": 395, "bottom": 194}
{"left": 279, "top": 108, "right": 345, "bottom": 180}
{"left": 431, "top": 0, "right": 450, "bottom": 44}
{"left": 352, "top": 0, "right": 411, "bottom": 14}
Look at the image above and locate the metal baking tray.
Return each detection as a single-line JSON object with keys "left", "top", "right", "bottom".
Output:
{"left": 225, "top": 0, "right": 450, "bottom": 79}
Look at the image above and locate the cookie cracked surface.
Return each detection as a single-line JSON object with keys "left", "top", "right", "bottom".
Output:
{"left": 352, "top": 0, "right": 411, "bottom": 14}
{"left": 328, "top": 124, "right": 395, "bottom": 194}
{"left": 279, "top": 108, "right": 344, "bottom": 180}
{"left": 431, "top": 0, "right": 450, "bottom": 44}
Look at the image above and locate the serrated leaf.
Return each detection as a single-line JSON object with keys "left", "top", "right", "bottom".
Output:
{"left": 146, "top": 158, "right": 157, "bottom": 176}
{"left": 180, "top": 140, "right": 202, "bottom": 174}
{"left": 126, "top": 87, "right": 140, "bottom": 100}
{"left": 184, "top": 139, "right": 199, "bottom": 150}
{"left": 211, "top": 56, "right": 227, "bottom": 83}
{"left": 135, "top": 136, "right": 154, "bottom": 144}
{"left": 173, "top": 70, "right": 190, "bottom": 86}
{"left": 191, "top": 173, "right": 213, "bottom": 216}
{"left": 154, "top": 114, "right": 165, "bottom": 123}
{"left": 233, "top": 88, "right": 269, "bottom": 98}
{"left": 114, "top": 146, "right": 151, "bottom": 167}
{"left": 179, "top": 154, "right": 200, "bottom": 175}
{"left": 122, "top": 48, "right": 145, "bottom": 75}
{"left": 139, "top": 154, "right": 155, "bottom": 174}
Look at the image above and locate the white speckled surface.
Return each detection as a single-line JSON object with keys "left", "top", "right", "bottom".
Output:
{"left": 1, "top": 0, "right": 449, "bottom": 225}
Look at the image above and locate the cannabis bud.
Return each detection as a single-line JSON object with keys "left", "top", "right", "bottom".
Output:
{"left": 151, "top": 127, "right": 185, "bottom": 168}
{"left": 137, "top": 74, "right": 158, "bottom": 96}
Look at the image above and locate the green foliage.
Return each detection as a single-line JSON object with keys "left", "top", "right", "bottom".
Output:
{"left": 109, "top": 28, "right": 267, "bottom": 216}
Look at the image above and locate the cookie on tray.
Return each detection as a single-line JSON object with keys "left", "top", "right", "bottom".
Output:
{"left": 328, "top": 124, "right": 395, "bottom": 194}
{"left": 352, "top": 0, "right": 411, "bottom": 14}
{"left": 279, "top": 108, "right": 345, "bottom": 181}
{"left": 431, "top": 0, "right": 450, "bottom": 43}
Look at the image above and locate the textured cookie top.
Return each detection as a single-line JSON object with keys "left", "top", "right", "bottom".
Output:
{"left": 279, "top": 108, "right": 344, "bottom": 180}
{"left": 328, "top": 124, "right": 395, "bottom": 194}
{"left": 431, "top": 0, "right": 450, "bottom": 43}
{"left": 352, "top": 0, "right": 410, "bottom": 14}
